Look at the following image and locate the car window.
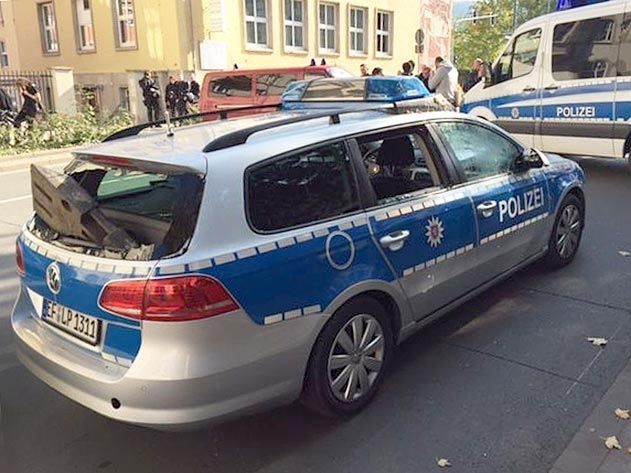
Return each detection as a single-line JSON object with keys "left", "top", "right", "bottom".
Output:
{"left": 209, "top": 75, "right": 253, "bottom": 97}
{"left": 255, "top": 73, "right": 299, "bottom": 96}
{"left": 552, "top": 16, "right": 620, "bottom": 80}
{"left": 356, "top": 128, "right": 441, "bottom": 205}
{"left": 436, "top": 122, "right": 521, "bottom": 182}
{"left": 247, "top": 142, "right": 360, "bottom": 232}
{"left": 493, "top": 28, "right": 541, "bottom": 85}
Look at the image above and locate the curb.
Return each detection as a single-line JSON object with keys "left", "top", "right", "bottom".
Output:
{"left": 0, "top": 148, "right": 77, "bottom": 173}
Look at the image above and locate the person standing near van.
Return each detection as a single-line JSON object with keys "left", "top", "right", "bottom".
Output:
{"left": 360, "top": 64, "right": 369, "bottom": 77}
{"left": 14, "top": 78, "right": 41, "bottom": 128}
{"left": 463, "top": 58, "right": 484, "bottom": 92}
{"left": 429, "top": 57, "right": 459, "bottom": 106}
{"left": 165, "top": 76, "right": 179, "bottom": 118}
{"left": 138, "top": 71, "right": 161, "bottom": 123}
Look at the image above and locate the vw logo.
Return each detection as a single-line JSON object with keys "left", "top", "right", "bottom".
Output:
{"left": 46, "top": 262, "right": 61, "bottom": 295}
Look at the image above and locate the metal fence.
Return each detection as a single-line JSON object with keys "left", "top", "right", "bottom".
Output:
{"left": 0, "top": 70, "right": 54, "bottom": 113}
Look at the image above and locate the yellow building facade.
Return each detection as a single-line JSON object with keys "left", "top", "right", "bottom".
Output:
{"left": 3, "top": 0, "right": 453, "bottom": 118}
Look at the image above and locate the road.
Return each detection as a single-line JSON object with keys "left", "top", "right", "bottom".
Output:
{"left": 0, "top": 158, "right": 630, "bottom": 473}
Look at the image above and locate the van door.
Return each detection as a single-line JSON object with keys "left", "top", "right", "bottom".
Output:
{"left": 487, "top": 27, "right": 544, "bottom": 149}
{"left": 539, "top": 4, "right": 625, "bottom": 157}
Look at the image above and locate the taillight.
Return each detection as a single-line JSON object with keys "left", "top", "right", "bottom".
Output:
{"left": 100, "top": 276, "right": 238, "bottom": 321}
{"left": 16, "top": 241, "right": 25, "bottom": 276}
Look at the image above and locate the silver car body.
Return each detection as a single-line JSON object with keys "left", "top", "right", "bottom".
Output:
{"left": 12, "top": 110, "right": 585, "bottom": 430}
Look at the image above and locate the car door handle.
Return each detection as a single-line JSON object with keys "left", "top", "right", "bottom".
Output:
{"left": 523, "top": 86, "right": 536, "bottom": 93}
{"left": 544, "top": 84, "right": 559, "bottom": 91}
{"left": 477, "top": 200, "right": 498, "bottom": 218}
{"left": 379, "top": 230, "right": 410, "bottom": 251}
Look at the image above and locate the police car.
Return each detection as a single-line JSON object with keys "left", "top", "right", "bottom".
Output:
{"left": 12, "top": 100, "right": 585, "bottom": 430}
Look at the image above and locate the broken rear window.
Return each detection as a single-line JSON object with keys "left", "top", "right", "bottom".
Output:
{"left": 28, "top": 159, "right": 204, "bottom": 261}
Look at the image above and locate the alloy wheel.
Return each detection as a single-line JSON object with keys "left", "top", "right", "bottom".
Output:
{"left": 327, "top": 314, "right": 385, "bottom": 402}
{"left": 556, "top": 204, "right": 581, "bottom": 259}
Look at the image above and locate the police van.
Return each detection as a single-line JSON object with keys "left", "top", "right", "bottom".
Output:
{"left": 462, "top": 0, "right": 631, "bottom": 160}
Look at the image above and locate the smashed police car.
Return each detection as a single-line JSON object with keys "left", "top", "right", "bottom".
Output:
{"left": 12, "top": 83, "right": 585, "bottom": 430}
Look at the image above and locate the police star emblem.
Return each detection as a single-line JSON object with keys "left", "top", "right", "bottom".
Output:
{"left": 425, "top": 216, "right": 445, "bottom": 248}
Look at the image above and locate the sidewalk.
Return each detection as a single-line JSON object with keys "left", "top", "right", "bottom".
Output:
{"left": 551, "top": 359, "right": 631, "bottom": 473}
{"left": 0, "top": 147, "right": 77, "bottom": 173}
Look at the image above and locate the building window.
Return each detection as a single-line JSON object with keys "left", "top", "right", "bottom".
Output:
{"left": 39, "top": 2, "right": 59, "bottom": 54}
{"left": 284, "top": 0, "right": 305, "bottom": 51}
{"left": 349, "top": 7, "right": 367, "bottom": 55}
{"left": 118, "top": 87, "right": 130, "bottom": 111}
{"left": 376, "top": 10, "right": 392, "bottom": 56}
{"left": 245, "top": 0, "right": 269, "bottom": 48}
{"left": 114, "top": 0, "right": 137, "bottom": 48}
{"left": 0, "top": 41, "right": 8, "bottom": 68}
{"left": 319, "top": 2, "right": 338, "bottom": 53}
{"left": 75, "top": 0, "right": 95, "bottom": 51}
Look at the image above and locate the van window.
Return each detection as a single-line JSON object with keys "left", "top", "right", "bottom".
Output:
{"left": 493, "top": 28, "right": 541, "bottom": 85}
{"left": 209, "top": 75, "right": 253, "bottom": 97}
{"left": 552, "top": 16, "right": 620, "bottom": 80}
{"left": 247, "top": 142, "right": 359, "bottom": 232}
{"left": 615, "top": 15, "right": 631, "bottom": 76}
{"left": 256, "top": 73, "right": 299, "bottom": 96}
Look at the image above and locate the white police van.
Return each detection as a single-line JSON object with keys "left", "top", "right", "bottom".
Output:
{"left": 462, "top": 0, "right": 631, "bottom": 160}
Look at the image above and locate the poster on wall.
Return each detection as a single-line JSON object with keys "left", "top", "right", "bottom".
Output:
{"left": 200, "top": 40, "right": 228, "bottom": 70}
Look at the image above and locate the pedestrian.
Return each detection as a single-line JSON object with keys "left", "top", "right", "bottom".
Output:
{"left": 320, "top": 58, "right": 327, "bottom": 66}
{"left": 0, "top": 86, "right": 15, "bottom": 127}
{"left": 428, "top": 56, "right": 459, "bottom": 106}
{"left": 14, "top": 78, "right": 41, "bottom": 129}
{"left": 188, "top": 73, "right": 200, "bottom": 104}
{"left": 165, "top": 75, "right": 179, "bottom": 118}
{"left": 419, "top": 66, "right": 432, "bottom": 89}
{"left": 371, "top": 67, "right": 384, "bottom": 76}
{"left": 408, "top": 60, "right": 416, "bottom": 74}
{"left": 138, "top": 71, "right": 161, "bottom": 123}
{"left": 360, "top": 64, "right": 369, "bottom": 77}
{"left": 175, "top": 74, "right": 189, "bottom": 116}
{"left": 463, "top": 58, "right": 484, "bottom": 93}
{"left": 400, "top": 61, "right": 413, "bottom": 76}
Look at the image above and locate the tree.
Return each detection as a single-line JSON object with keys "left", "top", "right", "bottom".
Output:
{"left": 454, "top": 0, "right": 552, "bottom": 72}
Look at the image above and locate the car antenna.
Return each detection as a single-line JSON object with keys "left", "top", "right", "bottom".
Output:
{"left": 164, "top": 111, "right": 174, "bottom": 137}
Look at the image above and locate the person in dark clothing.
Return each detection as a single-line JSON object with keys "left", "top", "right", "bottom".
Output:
{"left": 14, "top": 78, "right": 41, "bottom": 128}
{"left": 371, "top": 67, "right": 384, "bottom": 76}
{"left": 138, "top": 71, "right": 161, "bottom": 123}
{"left": 188, "top": 73, "right": 200, "bottom": 103}
{"left": 175, "top": 76, "right": 189, "bottom": 116}
{"left": 165, "top": 76, "right": 179, "bottom": 118}
{"left": 419, "top": 66, "right": 432, "bottom": 89}
{"left": 400, "top": 61, "right": 413, "bottom": 76}
{"left": 0, "top": 87, "right": 14, "bottom": 112}
{"left": 463, "top": 58, "right": 484, "bottom": 92}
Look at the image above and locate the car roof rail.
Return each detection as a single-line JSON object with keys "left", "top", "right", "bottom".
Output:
{"left": 102, "top": 104, "right": 283, "bottom": 142}
{"left": 202, "top": 106, "right": 391, "bottom": 152}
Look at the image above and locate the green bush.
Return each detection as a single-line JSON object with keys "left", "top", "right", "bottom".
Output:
{"left": 0, "top": 109, "right": 133, "bottom": 156}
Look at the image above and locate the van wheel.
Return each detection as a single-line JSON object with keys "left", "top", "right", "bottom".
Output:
{"left": 544, "top": 194, "right": 584, "bottom": 268}
{"left": 302, "top": 296, "right": 393, "bottom": 417}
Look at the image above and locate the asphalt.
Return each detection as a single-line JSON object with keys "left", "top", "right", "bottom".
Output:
{"left": 0, "top": 156, "right": 630, "bottom": 473}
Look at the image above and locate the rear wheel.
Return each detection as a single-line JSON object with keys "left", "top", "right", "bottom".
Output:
{"left": 544, "top": 194, "right": 584, "bottom": 268}
{"left": 302, "top": 296, "right": 393, "bottom": 417}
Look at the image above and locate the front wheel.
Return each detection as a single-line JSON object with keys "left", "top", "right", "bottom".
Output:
{"left": 301, "top": 296, "right": 394, "bottom": 417}
{"left": 544, "top": 194, "right": 584, "bottom": 268}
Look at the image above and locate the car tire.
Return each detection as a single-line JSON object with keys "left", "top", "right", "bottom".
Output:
{"left": 301, "top": 296, "right": 394, "bottom": 417}
{"left": 544, "top": 194, "right": 584, "bottom": 269}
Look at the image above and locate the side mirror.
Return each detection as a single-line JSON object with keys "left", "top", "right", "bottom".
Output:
{"left": 514, "top": 148, "right": 544, "bottom": 171}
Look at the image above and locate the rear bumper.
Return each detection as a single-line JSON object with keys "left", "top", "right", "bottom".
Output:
{"left": 12, "top": 285, "right": 327, "bottom": 430}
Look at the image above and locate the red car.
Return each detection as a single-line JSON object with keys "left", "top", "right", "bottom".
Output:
{"left": 200, "top": 66, "right": 352, "bottom": 118}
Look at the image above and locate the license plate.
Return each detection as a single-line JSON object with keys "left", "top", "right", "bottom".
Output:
{"left": 43, "top": 300, "right": 101, "bottom": 346}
